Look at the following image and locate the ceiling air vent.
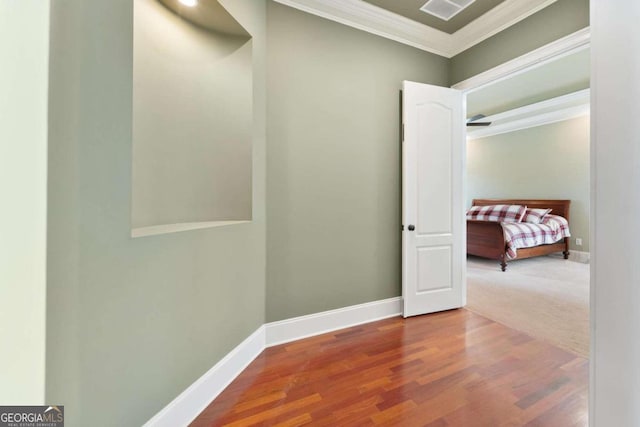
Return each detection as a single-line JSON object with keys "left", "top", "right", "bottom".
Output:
{"left": 420, "top": 0, "right": 476, "bottom": 21}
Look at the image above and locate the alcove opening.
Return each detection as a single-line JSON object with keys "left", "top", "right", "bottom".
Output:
{"left": 131, "top": 0, "right": 253, "bottom": 238}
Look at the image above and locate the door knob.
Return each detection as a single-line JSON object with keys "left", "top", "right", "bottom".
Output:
{"left": 408, "top": 224, "right": 415, "bottom": 231}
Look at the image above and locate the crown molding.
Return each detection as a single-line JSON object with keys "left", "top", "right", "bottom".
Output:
{"left": 450, "top": 0, "right": 556, "bottom": 56}
{"left": 272, "top": 0, "right": 557, "bottom": 58}
{"left": 272, "top": 0, "right": 451, "bottom": 56}
{"left": 453, "top": 27, "right": 591, "bottom": 92}
{"left": 467, "top": 89, "right": 590, "bottom": 139}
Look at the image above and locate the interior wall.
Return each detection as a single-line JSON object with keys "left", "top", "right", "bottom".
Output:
{"left": 46, "top": 0, "right": 266, "bottom": 426}
{"left": 591, "top": 0, "right": 640, "bottom": 424}
{"left": 450, "top": 0, "right": 590, "bottom": 84}
{"left": 37, "top": 0, "right": 599, "bottom": 424}
{"left": 266, "top": 1, "right": 449, "bottom": 321}
{"left": 132, "top": 0, "right": 252, "bottom": 228}
{"left": 0, "top": 0, "right": 49, "bottom": 405}
{"left": 467, "top": 116, "right": 590, "bottom": 251}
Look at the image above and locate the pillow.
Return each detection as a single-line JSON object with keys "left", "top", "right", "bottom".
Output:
{"left": 522, "top": 208, "right": 552, "bottom": 224}
{"left": 466, "top": 204, "right": 527, "bottom": 223}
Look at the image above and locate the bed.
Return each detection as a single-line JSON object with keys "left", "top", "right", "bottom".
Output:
{"left": 467, "top": 199, "right": 571, "bottom": 271}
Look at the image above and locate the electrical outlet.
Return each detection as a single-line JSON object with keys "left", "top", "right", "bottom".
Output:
{"left": 576, "top": 238, "right": 582, "bottom": 246}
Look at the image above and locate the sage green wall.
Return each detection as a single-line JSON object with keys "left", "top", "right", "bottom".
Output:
{"left": 46, "top": 1, "right": 266, "bottom": 426}
{"left": 266, "top": 1, "right": 449, "bottom": 321}
{"left": 0, "top": 0, "right": 48, "bottom": 405}
{"left": 39, "top": 1, "right": 592, "bottom": 423}
{"left": 467, "top": 116, "right": 590, "bottom": 251}
{"left": 450, "top": 0, "right": 589, "bottom": 84}
{"left": 132, "top": 0, "right": 253, "bottom": 228}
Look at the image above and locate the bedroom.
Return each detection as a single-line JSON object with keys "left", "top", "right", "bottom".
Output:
{"left": 462, "top": 46, "right": 590, "bottom": 356}
{"left": 3, "top": 0, "right": 639, "bottom": 426}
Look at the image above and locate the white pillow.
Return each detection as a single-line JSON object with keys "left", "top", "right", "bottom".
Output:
{"left": 522, "top": 208, "right": 552, "bottom": 224}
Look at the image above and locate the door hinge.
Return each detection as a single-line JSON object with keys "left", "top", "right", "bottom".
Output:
{"left": 401, "top": 123, "right": 404, "bottom": 142}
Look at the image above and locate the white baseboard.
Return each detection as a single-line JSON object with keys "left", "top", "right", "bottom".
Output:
{"left": 549, "top": 250, "right": 590, "bottom": 263}
{"left": 143, "top": 297, "right": 403, "bottom": 426}
{"left": 569, "top": 250, "right": 590, "bottom": 264}
{"left": 142, "top": 326, "right": 265, "bottom": 427}
{"left": 265, "top": 297, "right": 403, "bottom": 347}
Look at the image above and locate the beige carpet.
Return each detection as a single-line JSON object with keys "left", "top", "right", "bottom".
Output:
{"left": 466, "top": 255, "right": 590, "bottom": 357}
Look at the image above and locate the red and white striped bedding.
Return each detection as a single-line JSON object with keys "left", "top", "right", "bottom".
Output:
{"left": 501, "top": 214, "right": 571, "bottom": 259}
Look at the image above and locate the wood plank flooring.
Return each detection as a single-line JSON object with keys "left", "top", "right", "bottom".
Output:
{"left": 191, "top": 309, "right": 588, "bottom": 426}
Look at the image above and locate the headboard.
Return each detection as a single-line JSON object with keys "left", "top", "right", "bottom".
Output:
{"left": 472, "top": 199, "right": 571, "bottom": 223}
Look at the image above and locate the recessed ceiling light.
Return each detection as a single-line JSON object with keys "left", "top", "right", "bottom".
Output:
{"left": 179, "top": 0, "right": 198, "bottom": 7}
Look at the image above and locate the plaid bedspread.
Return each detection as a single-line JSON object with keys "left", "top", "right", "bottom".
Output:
{"left": 467, "top": 204, "right": 525, "bottom": 223}
{"left": 502, "top": 214, "right": 571, "bottom": 259}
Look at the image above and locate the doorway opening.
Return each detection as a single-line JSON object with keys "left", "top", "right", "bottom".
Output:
{"left": 459, "top": 41, "right": 591, "bottom": 358}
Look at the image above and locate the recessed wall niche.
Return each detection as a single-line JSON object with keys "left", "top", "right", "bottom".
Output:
{"left": 132, "top": 0, "right": 252, "bottom": 237}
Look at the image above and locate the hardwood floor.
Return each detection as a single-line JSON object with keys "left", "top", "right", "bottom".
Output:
{"left": 191, "top": 309, "right": 588, "bottom": 426}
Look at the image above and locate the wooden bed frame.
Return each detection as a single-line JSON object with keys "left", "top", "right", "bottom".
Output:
{"left": 467, "top": 199, "right": 571, "bottom": 271}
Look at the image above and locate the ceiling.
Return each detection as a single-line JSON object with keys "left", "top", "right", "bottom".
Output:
{"left": 466, "top": 47, "right": 591, "bottom": 139}
{"left": 273, "top": 0, "right": 557, "bottom": 57}
{"left": 467, "top": 48, "right": 591, "bottom": 118}
{"left": 361, "top": 0, "right": 506, "bottom": 34}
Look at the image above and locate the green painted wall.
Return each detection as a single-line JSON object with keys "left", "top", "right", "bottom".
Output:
{"left": 132, "top": 0, "right": 253, "bottom": 228}
{"left": 450, "top": 0, "right": 589, "bottom": 85}
{"left": 45, "top": 0, "right": 266, "bottom": 425}
{"left": 0, "top": 0, "right": 49, "bottom": 405}
{"left": 467, "top": 116, "right": 590, "bottom": 251}
{"left": 266, "top": 1, "right": 449, "bottom": 321}
{"left": 36, "top": 1, "right": 592, "bottom": 424}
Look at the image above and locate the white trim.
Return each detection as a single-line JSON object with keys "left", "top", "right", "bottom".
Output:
{"left": 265, "top": 297, "right": 402, "bottom": 346}
{"left": 467, "top": 89, "right": 590, "bottom": 139}
{"left": 273, "top": 0, "right": 451, "bottom": 57}
{"left": 453, "top": 27, "right": 591, "bottom": 91}
{"left": 142, "top": 326, "right": 266, "bottom": 427}
{"left": 143, "top": 297, "right": 402, "bottom": 426}
{"left": 549, "top": 250, "right": 590, "bottom": 264}
{"left": 569, "top": 250, "right": 590, "bottom": 264}
{"left": 476, "top": 89, "right": 589, "bottom": 123}
{"left": 468, "top": 105, "right": 589, "bottom": 138}
{"left": 272, "top": 0, "right": 558, "bottom": 58}
{"left": 450, "top": 0, "right": 556, "bottom": 56}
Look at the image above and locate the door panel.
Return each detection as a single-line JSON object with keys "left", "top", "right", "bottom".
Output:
{"left": 402, "top": 81, "right": 465, "bottom": 318}
{"left": 417, "top": 246, "right": 452, "bottom": 292}
{"left": 417, "top": 103, "right": 452, "bottom": 234}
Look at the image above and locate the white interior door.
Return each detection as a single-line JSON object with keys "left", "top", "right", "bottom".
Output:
{"left": 402, "top": 81, "right": 465, "bottom": 317}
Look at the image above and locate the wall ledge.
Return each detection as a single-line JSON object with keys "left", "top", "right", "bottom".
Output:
{"left": 131, "top": 221, "right": 250, "bottom": 238}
